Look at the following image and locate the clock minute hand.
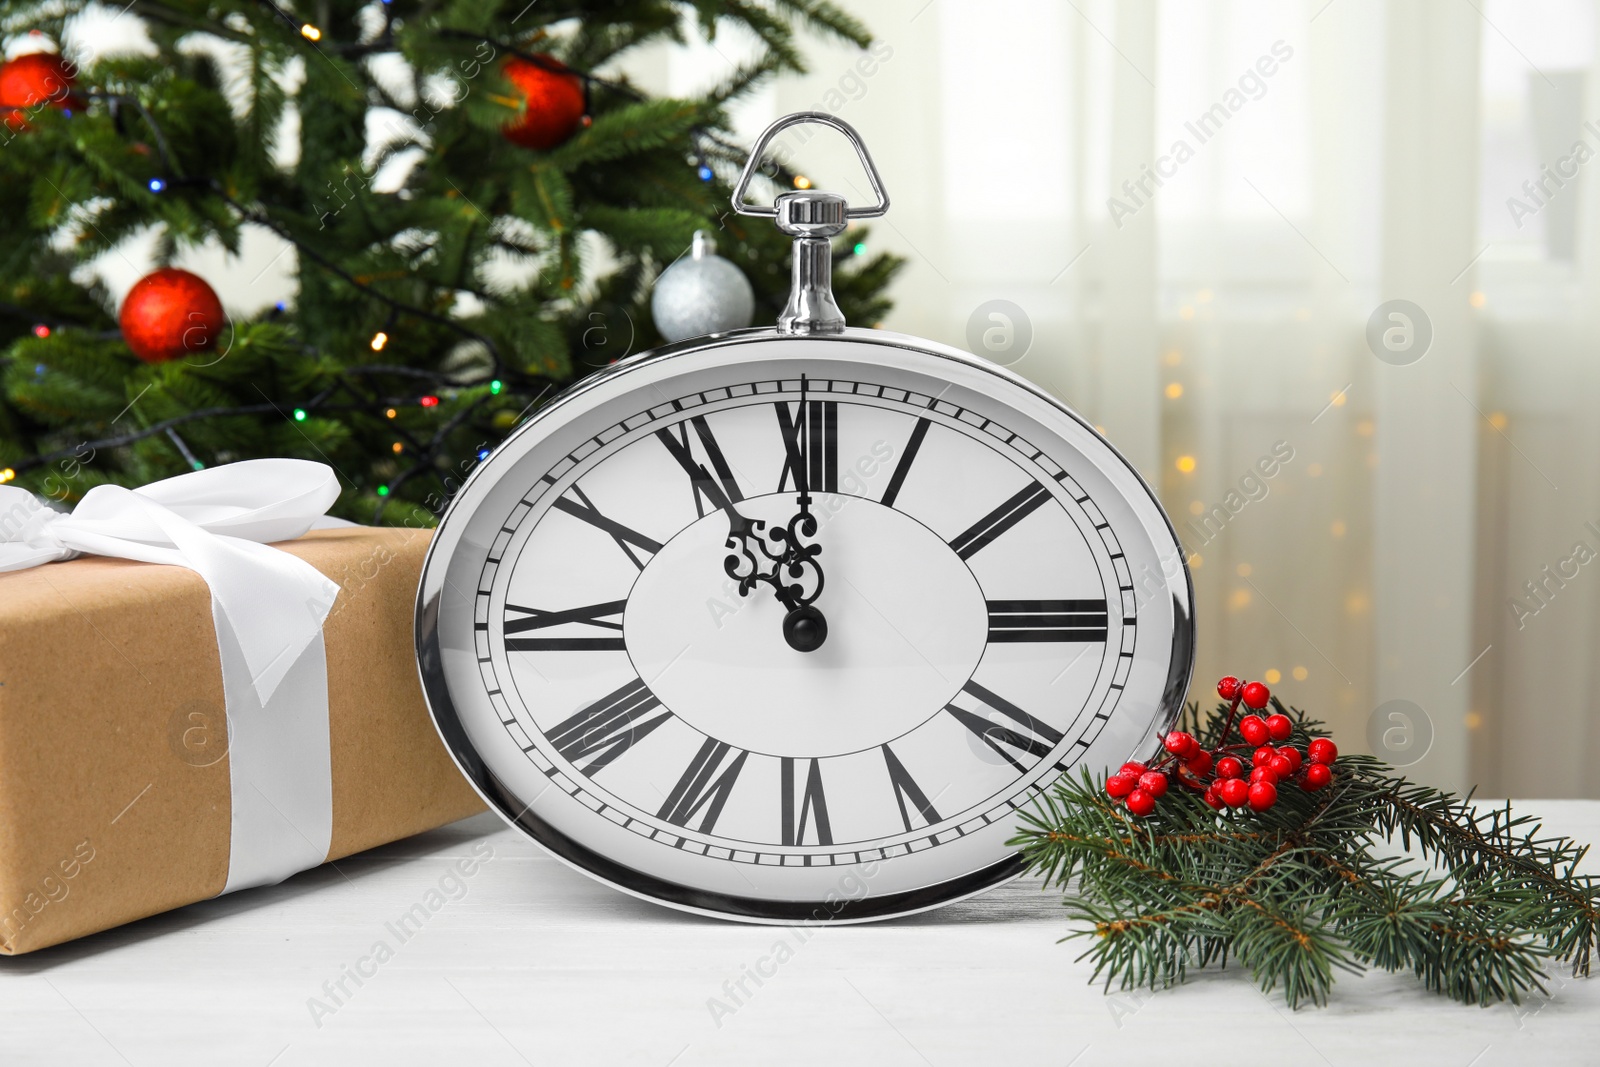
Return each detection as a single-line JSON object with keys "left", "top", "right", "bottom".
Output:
{"left": 719, "top": 505, "right": 829, "bottom": 655}
{"left": 795, "top": 374, "right": 814, "bottom": 520}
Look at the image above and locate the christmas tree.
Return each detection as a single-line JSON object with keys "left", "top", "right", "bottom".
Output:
{"left": 0, "top": 0, "right": 902, "bottom": 524}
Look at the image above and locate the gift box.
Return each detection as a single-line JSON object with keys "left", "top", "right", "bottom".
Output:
{"left": 0, "top": 462, "right": 484, "bottom": 954}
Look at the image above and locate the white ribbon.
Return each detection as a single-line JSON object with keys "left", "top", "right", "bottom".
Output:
{"left": 0, "top": 459, "right": 344, "bottom": 893}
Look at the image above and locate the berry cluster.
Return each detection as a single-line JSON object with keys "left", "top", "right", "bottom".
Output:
{"left": 1104, "top": 675, "right": 1339, "bottom": 817}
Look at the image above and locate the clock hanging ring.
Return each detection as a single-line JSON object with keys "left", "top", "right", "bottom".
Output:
{"left": 416, "top": 112, "right": 1195, "bottom": 923}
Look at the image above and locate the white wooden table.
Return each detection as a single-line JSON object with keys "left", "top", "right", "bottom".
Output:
{"left": 5, "top": 803, "right": 1598, "bottom": 1066}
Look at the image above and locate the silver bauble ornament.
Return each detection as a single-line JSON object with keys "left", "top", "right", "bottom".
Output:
{"left": 650, "top": 231, "right": 755, "bottom": 342}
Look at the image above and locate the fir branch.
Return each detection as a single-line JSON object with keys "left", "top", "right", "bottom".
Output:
{"left": 1013, "top": 700, "right": 1600, "bottom": 1008}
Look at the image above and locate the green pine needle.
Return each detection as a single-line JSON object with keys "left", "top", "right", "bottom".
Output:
{"left": 1011, "top": 698, "right": 1600, "bottom": 1009}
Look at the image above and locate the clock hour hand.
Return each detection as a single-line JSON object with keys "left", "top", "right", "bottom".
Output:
{"left": 722, "top": 507, "right": 828, "bottom": 653}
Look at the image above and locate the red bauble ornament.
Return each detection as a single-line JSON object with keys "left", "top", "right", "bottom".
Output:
{"left": 0, "top": 52, "right": 80, "bottom": 129}
{"left": 1303, "top": 763, "right": 1333, "bottom": 791}
{"left": 1126, "top": 789, "right": 1156, "bottom": 817}
{"left": 1308, "top": 738, "right": 1338, "bottom": 765}
{"left": 1265, "top": 713, "right": 1293, "bottom": 741}
{"left": 1217, "top": 676, "right": 1242, "bottom": 701}
{"left": 1219, "top": 778, "right": 1249, "bottom": 808}
{"left": 119, "top": 268, "right": 226, "bottom": 363}
{"left": 500, "top": 54, "right": 585, "bottom": 150}
{"left": 1248, "top": 780, "right": 1278, "bottom": 811}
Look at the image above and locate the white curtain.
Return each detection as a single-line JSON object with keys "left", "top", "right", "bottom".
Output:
{"left": 77, "top": 0, "right": 1598, "bottom": 797}
{"left": 645, "top": 0, "right": 1600, "bottom": 797}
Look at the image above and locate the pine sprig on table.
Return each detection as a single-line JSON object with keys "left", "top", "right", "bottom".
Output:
{"left": 1011, "top": 697, "right": 1600, "bottom": 1009}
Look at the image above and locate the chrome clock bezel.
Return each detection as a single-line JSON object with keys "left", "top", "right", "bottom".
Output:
{"left": 415, "top": 325, "right": 1195, "bottom": 924}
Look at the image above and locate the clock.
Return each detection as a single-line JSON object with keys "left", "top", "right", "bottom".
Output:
{"left": 416, "top": 113, "right": 1194, "bottom": 923}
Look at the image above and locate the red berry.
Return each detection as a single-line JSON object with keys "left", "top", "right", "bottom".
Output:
{"left": 1248, "top": 780, "right": 1278, "bottom": 811}
{"left": 1252, "top": 746, "right": 1277, "bottom": 768}
{"left": 1126, "top": 789, "right": 1156, "bottom": 817}
{"left": 1219, "top": 778, "right": 1250, "bottom": 807}
{"left": 1250, "top": 766, "right": 1278, "bottom": 785}
{"left": 1239, "top": 715, "right": 1269, "bottom": 746}
{"left": 1269, "top": 755, "right": 1294, "bottom": 780}
{"left": 1217, "top": 676, "right": 1242, "bottom": 701}
{"left": 1120, "top": 761, "right": 1148, "bottom": 777}
{"left": 1303, "top": 763, "right": 1332, "bottom": 791}
{"left": 1215, "top": 756, "right": 1244, "bottom": 779}
{"left": 1308, "top": 738, "right": 1338, "bottom": 765}
{"left": 1265, "top": 714, "right": 1293, "bottom": 741}
{"left": 1278, "top": 746, "right": 1303, "bottom": 773}
{"left": 1163, "top": 731, "right": 1197, "bottom": 757}
{"left": 1138, "top": 771, "right": 1169, "bottom": 798}
{"left": 1106, "top": 773, "right": 1137, "bottom": 799}
{"left": 1241, "top": 681, "right": 1271, "bottom": 710}
{"left": 1186, "top": 750, "right": 1214, "bottom": 776}
{"left": 1203, "top": 787, "right": 1225, "bottom": 810}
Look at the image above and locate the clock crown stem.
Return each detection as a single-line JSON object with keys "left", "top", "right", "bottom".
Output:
{"left": 730, "top": 111, "right": 891, "bottom": 337}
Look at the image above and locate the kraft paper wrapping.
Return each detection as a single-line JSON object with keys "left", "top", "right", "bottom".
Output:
{"left": 0, "top": 526, "right": 484, "bottom": 954}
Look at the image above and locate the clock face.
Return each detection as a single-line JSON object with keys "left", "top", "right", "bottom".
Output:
{"left": 418, "top": 330, "right": 1192, "bottom": 922}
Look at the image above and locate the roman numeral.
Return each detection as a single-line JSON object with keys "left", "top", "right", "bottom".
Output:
{"left": 946, "top": 679, "right": 1065, "bottom": 773}
{"left": 552, "top": 485, "right": 663, "bottom": 570}
{"left": 882, "top": 745, "right": 941, "bottom": 833}
{"left": 657, "top": 417, "right": 744, "bottom": 517}
{"left": 503, "top": 600, "right": 627, "bottom": 651}
{"left": 780, "top": 757, "right": 833, "bottom": 846}
{"left": 544, "top": 677, "right": 671, "bottom": 776}
{"left": 879, "top": 417, "right": 929, "bottom": 508}
{"left": 948, "top": 482, "right": 1052, "bottom": 560}
{"left": 985, "top": 599, "right": 1108, "bottom": 643}
{"left": 776, "top": 398, "right": 838, "bottom": 494}
{"left": 657, "top": 738, "right": 749, "bottom": 834}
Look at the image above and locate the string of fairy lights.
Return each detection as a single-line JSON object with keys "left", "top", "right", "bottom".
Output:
{"left": 0, "top": 7, "right": 825, "bottom": 516}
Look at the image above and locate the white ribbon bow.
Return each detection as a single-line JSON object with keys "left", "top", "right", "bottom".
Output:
{"left": 0, "top": 459, "right": 342, "bottom": 703}
{"left": 0, "top": 458, "right": 350, "bottom": 891}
